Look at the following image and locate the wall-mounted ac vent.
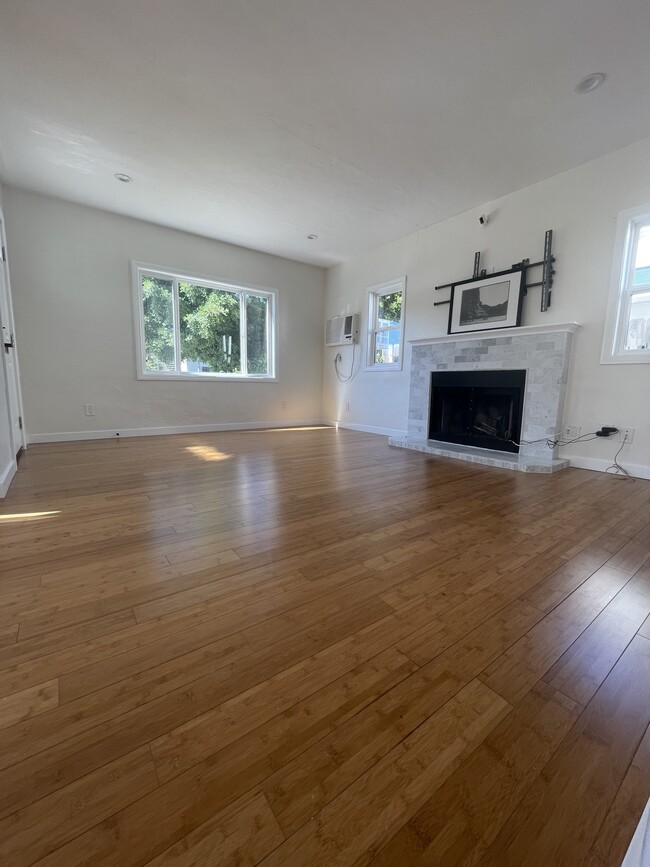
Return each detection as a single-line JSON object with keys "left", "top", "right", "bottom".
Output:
{"left": 325, "top": 314, "right": 360, "bottom": 346}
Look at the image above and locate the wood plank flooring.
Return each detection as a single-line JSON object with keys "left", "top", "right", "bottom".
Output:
{"left": 0, "top": 427, "right": 649, "bottom": 866}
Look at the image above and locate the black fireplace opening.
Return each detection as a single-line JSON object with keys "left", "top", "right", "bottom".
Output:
{"left": 429, "top": 370, "right": 526, "bottom": 454}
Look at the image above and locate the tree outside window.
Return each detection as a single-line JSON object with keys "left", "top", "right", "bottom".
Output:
{"left": 367, "top": 277, "right": 406, "bottom": 370}
{"left": 136, "top": 266, "right": 274, "bottom": 379}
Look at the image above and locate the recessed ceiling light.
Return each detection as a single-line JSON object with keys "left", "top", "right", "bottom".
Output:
{"left": 574, "top": 72, "right": 606, "bottom": 94}
{"left": 114, "top": 172, "right": 133, "bottom": 183}
{"left": 307, "top": 234, "right": 318, "bottom": 240}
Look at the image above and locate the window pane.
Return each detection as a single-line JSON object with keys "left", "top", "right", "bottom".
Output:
{"left": 142, "top": 276, "right": 176, "bottom": 371}
{"left": 374, "top": 327, "right": 401, "bottom": 365}
{"left": 625, "top": 290, "right": 650, "bottom": 350}
{"left": 633, "top": 224, "right": 650, "bottom": 286}
{"left": 178, "top": 282, "right": 241, "bottom": 374}
{"left": 246, "top": 294, "right": 268, "bottom": 375}
{"left": 376, "top": 291, "right": 402, "bottom": 327}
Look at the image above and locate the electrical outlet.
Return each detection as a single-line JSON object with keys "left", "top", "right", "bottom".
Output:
{"left": 563, "top": 425, "right": 581, "bottom": 440}
{"left": 345, "top": 401, "right": 350, "bottom": 413}
{"left": 618, "top": 427, "right": 634, "bottom": 443}
{"left": 84, "top": 403, "right": 95, "bottom": 417}
{"left": 281, "top": 400, "right": 287, "bottom": 411}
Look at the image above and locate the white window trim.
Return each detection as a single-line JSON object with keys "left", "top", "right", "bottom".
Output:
{"left": 365, "top": 276, "right": 406, "bottom": 371}
{"left": 601, "top": 204, "right": 650, "bottom": 364}
{"left": 131, "top": 261, "right": 278, "bottom": 382}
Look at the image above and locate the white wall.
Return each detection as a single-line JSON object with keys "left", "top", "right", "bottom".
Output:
{"left": 323, "top": 137, "right": 650, "bottom": 477}
{"left": 3, "top": 187, "right": 325, "bottom": 440}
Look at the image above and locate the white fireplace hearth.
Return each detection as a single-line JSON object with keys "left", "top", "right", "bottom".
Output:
{"left": 389, "top": 322, "right": 581, "bottom": 473}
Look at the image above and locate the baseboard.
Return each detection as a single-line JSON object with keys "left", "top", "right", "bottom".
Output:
{"left": 567, "top": 454, "right": 650, "bottom": 480}
{"left": 0, "top": 459, "right": 17, "bottom": 498}
{"left": 324, "top": 420, "right": 408, "bottom": 438}
{"left": 27, "top": 419, "right": 326, "bottom": 445}
{"left": 24, "top": 423, "right": 648, "bottom": 479}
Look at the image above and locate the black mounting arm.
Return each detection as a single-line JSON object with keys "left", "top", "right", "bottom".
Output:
{"left": 433, "top": 229, "right": 555, "bottom": 311}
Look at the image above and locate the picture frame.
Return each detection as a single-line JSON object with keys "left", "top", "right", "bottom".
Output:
{"left": 447, "top": 266, "right": 526, "bottom": 335}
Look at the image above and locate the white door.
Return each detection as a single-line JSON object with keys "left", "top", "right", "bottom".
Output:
{"left": 0, "top": 218, "right": 24, "bottom": 455}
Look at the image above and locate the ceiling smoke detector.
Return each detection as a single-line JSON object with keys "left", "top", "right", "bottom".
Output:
{"left": 574, "top": 73, "right": 606, "bottom": 94}
{"left": 114, "top": 172, "right": 133, "bottom": 183}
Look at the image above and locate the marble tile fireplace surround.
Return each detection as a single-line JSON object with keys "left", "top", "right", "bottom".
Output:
{"left": 389, "top": 323, "right": 581, "bottom": 473}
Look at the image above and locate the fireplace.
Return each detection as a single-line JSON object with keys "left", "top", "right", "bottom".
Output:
{"left": 429, "top": 369, "right": 526, "bottom": 454}
{"left": 392, "top": 324, "right": 578, "bottom": 472}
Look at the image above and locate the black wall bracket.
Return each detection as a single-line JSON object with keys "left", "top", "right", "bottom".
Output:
{"left": 433, "top": 229, "right": 556, "bottom": 312}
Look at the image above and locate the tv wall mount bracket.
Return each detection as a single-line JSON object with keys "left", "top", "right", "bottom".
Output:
{"left": 433, "top": 229, "right": 555, "bottom": 312}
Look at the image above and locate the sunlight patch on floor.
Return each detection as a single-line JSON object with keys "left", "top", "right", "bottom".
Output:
{"left": 185, "top": 445, "right": 233, "bottom": 462}
{"left": 245, "top": 426, "right": 331, "bottom": 433}
{"left": 0, "top": 510, "right": 61, "bottom": 523}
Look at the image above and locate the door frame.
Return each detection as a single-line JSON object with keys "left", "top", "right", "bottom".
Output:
{"left": 0, "top": 205, "right": 26, "bottom": 455}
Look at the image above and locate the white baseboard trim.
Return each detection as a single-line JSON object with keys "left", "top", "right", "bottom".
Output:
{"left": 27, "top": 419, "right": 326, "bottom": 445}
{"left": 0, "top": 459, "right": 17, "bottom": 498}
{"left": 24, "top": 422, "right": 648, "bottom": 479}
{"left": 324, "top": 420, "right": 408, "bottom": 438}
{"left": 567, "top": 454, "right": 650, "bottom": 480}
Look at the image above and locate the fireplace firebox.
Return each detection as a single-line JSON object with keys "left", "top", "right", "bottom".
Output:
{"left": 429, "top": 370, "right": 526, "bottom": 454}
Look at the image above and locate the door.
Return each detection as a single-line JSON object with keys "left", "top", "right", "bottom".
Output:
{"left": 0, "top": 216, "right": 24, "bottom": 455}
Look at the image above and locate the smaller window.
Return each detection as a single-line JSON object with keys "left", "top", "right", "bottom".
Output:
{"left": 602, "top": 206, "right": 650, "bottom": 363}
{"left": 366, "top": 277, "right": 406, "bottom": 370}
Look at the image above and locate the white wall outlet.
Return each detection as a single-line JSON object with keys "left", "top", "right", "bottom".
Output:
{"left": 618, "top": 427, "right": 634, "bottom": 443}
{"left": 345, "top": 401, "right": 350, "bottom": 413}
{"left": 84, "top": 403, "right": 95, "bottom": 417}
{"left": 563, "top": 425, "right": 581, "bottom": 440}
{"left": 281, "top": 400, "right": 287, "bottom": 411}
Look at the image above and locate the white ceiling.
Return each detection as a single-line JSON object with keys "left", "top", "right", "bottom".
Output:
{"left": 1, "top": 0, "right": 650, "bottom": 266}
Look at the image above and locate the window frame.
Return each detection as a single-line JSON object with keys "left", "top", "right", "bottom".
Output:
{"left": 601, "top": 204, "right": 650, "bottom": 364}
{"left": 365, "top": 276, "right": 406, "bottom": 371}
{"left": 131, "top": 261, "right": 278, "bottom": 382}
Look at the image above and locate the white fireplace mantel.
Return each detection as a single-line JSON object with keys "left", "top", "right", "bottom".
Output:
{"left": 409, "top": 321, "right": 581, "bottom": 346}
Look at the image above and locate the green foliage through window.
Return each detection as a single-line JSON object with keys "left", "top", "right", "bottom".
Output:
{"left": 142, "top": 276, "right": 175, "bottom": 371}
{"left": 139, "top": 269, "right": 273, "bottom": 377}
{"left": 370, "top": 285, "right": 404, "bottom": 367}
{"left": 377, "top": 291, "right": 402, "bottom": 326}
{"left": 179, "top": 283, "right": 241, "bottom": 374}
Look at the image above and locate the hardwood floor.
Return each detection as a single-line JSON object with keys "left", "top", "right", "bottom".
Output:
{"left": 0, "top": 427, "right": 649, "bottom": 866}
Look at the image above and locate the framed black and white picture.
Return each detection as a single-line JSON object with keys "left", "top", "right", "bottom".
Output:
{"left": 448, "top": 267, "right": 525, "bottom": 335}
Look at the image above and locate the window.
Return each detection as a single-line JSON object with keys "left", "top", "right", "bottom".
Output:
{"left": 366, "top": 277, "right": 406, "bottom": 370}
{"left": 132, "top": 263, "right": 276, "bottom": 380}
{"left": 602, "top": 206, "right": 650, "bottom": 363}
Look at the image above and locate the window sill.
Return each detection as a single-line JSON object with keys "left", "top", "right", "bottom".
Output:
{"left": 137, "top": 372, "right": 278, "bottom": 382}
{"left": 600, "top": 352, "right": 650, "bottom": 365}
{"left": 364, "top": 364, "right": 403, "bottom": 372}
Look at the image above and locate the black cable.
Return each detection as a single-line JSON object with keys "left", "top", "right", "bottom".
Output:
{"left": 508, "top": 430, "right": 600, "bottom": 449}
{"left": 485, "top": 427, "right": 640, "bottom": 480}
{"left": 554, "top": 434, "right": 601, "bottom": 446}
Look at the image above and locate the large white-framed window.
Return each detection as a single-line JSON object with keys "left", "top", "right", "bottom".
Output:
{"left": 602, "top": 205, "right": 650, "bottom": 364}
{"left": 132, "top": 262, "right": 277, "bottom": 381}
{"left": 366, "top": 276, "right": 406, "bottom": 371}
